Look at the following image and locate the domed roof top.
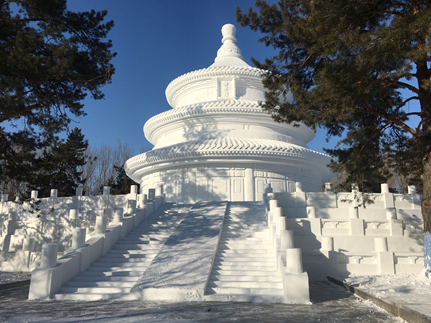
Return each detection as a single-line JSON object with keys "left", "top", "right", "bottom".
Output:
{"left": 165, "top": 24, "right": 265, "bottom": 109}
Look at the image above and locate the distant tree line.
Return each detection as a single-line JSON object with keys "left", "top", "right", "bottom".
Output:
{"left": 0, "top": 129, "right": 145, "bottom": 200}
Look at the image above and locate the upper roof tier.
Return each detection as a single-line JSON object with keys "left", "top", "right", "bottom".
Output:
{"left": 165, "top": 24, "right": 267, "bottom": 109}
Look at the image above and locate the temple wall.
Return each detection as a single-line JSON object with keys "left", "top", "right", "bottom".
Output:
{"left": 139, "top": 163, "right": 323, "bottom": 203}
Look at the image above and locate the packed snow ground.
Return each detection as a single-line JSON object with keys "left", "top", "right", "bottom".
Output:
{"left": 2, "top": 271, "right": 430, "bottom": 321}
{"left": 344, "top": 273, "right": 431, "bottom": 319}
{"left": 0, "top": 280, "right": 406, "bottom": 322}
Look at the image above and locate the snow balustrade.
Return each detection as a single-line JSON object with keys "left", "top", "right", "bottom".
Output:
{"left": 27, "top": 185, "right": 166, "bottom": 300}
{"left": 264, "top": 182, "right": 424, "bottom": 280}
{"left": 0, "top": 185, "right": 165, "bottom": 272}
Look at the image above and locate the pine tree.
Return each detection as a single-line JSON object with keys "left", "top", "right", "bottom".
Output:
{"left": 29, "top": 128, "right": 88, "bottom": 197}
{"left": 107, "top": 165, "right": 136, "bottom": 195}
{"left": 236, "top": 0, "right": 431, "bottom": 273}
{"left": 324, "top": 115, "right": 394, "bottom": 194}
{"left": 0, "top": 0, "right": 115, "bottom": 188}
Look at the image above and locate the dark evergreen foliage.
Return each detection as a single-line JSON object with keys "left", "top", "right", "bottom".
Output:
{"left": 0, "top": 0, "right": 115, "bottom": 192}
{"left": 236, "top": 0, "right": 431, "bottom": 232}
{"left": 324, "top": 115, "right": 394, "bottom": 194}
{"left": 28, "top": 127, "right": 88, "bottom": 197}
{"left": 106, "top": 165, "right": 135, "bottom": 195}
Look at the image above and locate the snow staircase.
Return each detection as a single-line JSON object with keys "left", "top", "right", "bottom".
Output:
{"left": 205, "top": 202, "right": 285, "bottom": 303}
{"left": 54, "top": 205, "right": 187, "bottom": 300}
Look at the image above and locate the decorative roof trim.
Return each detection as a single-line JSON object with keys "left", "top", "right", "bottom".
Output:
{"left": 125, "top": 138, "right": 331, "bottom": 176}
{"left": 144, "top": 100, "right": 268, "bottom": 136}
{"left": 165, "top": 66, "right": 265, "bottom": 107}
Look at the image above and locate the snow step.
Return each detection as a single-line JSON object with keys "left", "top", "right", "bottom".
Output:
{"left": 54, "top": 293, "right": 130, "bottom": 301}
{"left": 52, "top": 203, "right": 191, "bottom": 301}
{"left": 81, "top": 271, "right": 143, "bottom": 277}
{"left": 205, "top": 202, "right": 285, "bottom": 303}
{"left": 86, "top": 265, "right": 148, "bottom": 272}
{"left": 203, "top": 293, "right": 286, "bottom": 303}
{"left": 58, "top": 286, "right": 131, "bottom": 294}
{"left": 212, "top": 260, "right": 275, "bottom": 267}
{"left": 207, "top": 287, "right": 284, "bottom": 295}
{"left": 219, "top": 249, "right": 275, "bottom": 255}
{"left": 65, "top": 281, "right": 135, "bottom": 288}
{"left": 71, "top": 276, "right": 137, "bottom": 282}
{"left": 207, "top": 281, "right": 283, "bottom": 289}
{"left": 96, "top": 257, "right": 153, "bottom": 263}
{"left": 92, "top": 261, "right": 151, "bottom": 267}
{"left": 210, "top": 274, "right": 282, "bottom": 282}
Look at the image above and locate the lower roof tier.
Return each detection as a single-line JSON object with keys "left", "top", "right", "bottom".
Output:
{"left": 144, "top": 100, "right": 316, "bottom": 148}
{"left": 125, "top": 137, "right": 333, "bottom": 183}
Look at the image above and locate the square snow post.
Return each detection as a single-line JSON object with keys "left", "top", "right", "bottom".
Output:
{"left": 23, "top": 237, "right": 35, "bottom": 252}
{"left": 324, "top": 182, "right": 332, "bottom": 193}
{"left": 309, "top": 219, "right": 322, "bottom": 236}
{"left": 275, "top": 216, "right": 287, "bottom": 237}
{"left": 76, "top": 187, "right": 83, "bottom": 196}
{"left": 389, "top": 219, "right": 403, "bottom": 236}
{"left": 284, "top": 248, "right": 309, "bottom": 303}
{"left": 113, "top": 208, "right": 124, "bottom": 223}
{"left": 138, "top": 194, "right": 147, "bottom": 208}
{"left": 378, "top": 252, "right": 395, "bottom": 274}
{"left": 120, "top": 216, "right": 130, "bottom": 240}
{"left": 50, "top": 189, "right": 58, "bottom": 208}
{"left": 349, "top": 218, "right": 364, "bottom": 236}
{"left": 31, "top": 190, "right": 38, "bottom": 199}
{"left": 29, "top": 265, "right": 63, "bottom": 300}
{"left": 102, "top": 225, "right": 121, "bottom": 255}
{"left": 320, "top": 237, "right": 338, "bottom": 276}
{"left": 307, "top": 206, "right": 316, "bottom": 218}
{"left": 307, "top": 206, "right": 322, "bottom": 235}
{"left": 1, "top": 235, "right": 11, "bottom": 252}
{"left": 104, "top": 208, "right": 113, "bottom": 222}
{"left": 156, "top": 185, "right": 163, "bottom": 196}
{"left": 74, "top": 187, "right": 83, "bottom": 209}
{"left": 385, "top": 207, "right": 397, "bottom": 219}
{"left": 268, "top": 199, "right": 278, "bottom": 224}
{"left": 374, "top": 237, "right": 395, "bottom": 274}
{"left": 280, "top": 230, "right": 294, "bottom": 250}
{"left": 95, "top": 215, "right": 108, "bottom": 234}
{"left": 4, "top": 219, "right": 16, "bottom": 235}
{"left": 408, "top": 186, "right": 422, "bottom": 210}
{"left": 71, "top": 228, "right": 86, "bottom": 249}
{"left": 283, "top": 272, "right": 310, "bottom": 304}
{"left": 78, "top": 235, "right": 104, "bottom": 273}
{"left": 148, "top": 188, "right": 155, "bottom": 201}
{"left": 29, "top": 243, "right": 62, "bottom": 300}
{"left": 382, "top": 183, "right": 395, "bottom": 208}
{"left": 130, "top": 185, "right": 138, "bottom": 201}
{"left": 295, "top": 182, "right": 306, "bottom": 208}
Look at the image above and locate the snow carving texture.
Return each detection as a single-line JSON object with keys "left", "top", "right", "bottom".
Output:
{"left": 131, "top": 202, "right": 227, "bottom": 300}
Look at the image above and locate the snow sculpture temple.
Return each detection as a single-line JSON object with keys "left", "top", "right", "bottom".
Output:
{"left": 125, "top": 24, "right": 332, "bottom": 201}
{"left": 12, "top": 24, "right": 423, "bottom": 305}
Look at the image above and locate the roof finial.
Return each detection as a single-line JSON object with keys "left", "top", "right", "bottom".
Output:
{"left": 211, "top": 23, "right": 249, "bottom": 67}
{"left": 221, "top": 24, "right": 237, "bottom": 44}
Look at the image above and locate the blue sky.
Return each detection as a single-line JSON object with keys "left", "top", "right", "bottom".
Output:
{"left": 64, "top": 0, "right": 419, "bottom": 156}
{"left": 61, "top": 0, "right": 339, "bottom": 155}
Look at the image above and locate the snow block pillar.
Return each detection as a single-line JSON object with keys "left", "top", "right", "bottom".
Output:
{"left": 374, "top": 237, "right": 395, "bottom": 274}
{"left": 320, "top": 237, "right": 337, "bottom": 276}
{"left": 29, "top": 243, "right": 61, "bottom": 300}
{"left": 283, "top": 248, "right": 309, "bottom": 304}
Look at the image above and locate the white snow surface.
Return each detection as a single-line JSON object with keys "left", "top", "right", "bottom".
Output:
{"left": 345, "top": 273, "right": 431, "bottom": 318}
{"left": 0, "top": 271, "right": 29, "bottom": 284}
